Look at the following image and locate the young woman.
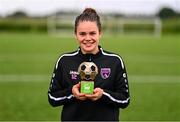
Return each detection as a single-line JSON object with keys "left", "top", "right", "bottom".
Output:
{"left": 48, "top": 8, "right": 130, "bottom": 121}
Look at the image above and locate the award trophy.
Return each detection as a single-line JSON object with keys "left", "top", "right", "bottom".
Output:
{"left": 78, "top": 62, "right": 98, "bottom": 94}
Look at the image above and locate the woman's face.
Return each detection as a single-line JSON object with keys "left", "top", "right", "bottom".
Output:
{"left": 75, "top": 21, "right": 101, "bottom": 54}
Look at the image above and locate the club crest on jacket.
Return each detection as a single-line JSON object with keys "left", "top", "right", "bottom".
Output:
{"left": 100, "top": 68, "right": 111, "bottom": 79}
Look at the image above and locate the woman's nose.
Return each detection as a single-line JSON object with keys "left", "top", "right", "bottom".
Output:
{"left": 85, "top": 34, "right": 91, "bottom": 40}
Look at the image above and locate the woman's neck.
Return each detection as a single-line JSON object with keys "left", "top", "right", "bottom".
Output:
{"left": 81, "top": 47, "right": 99, "bottom": 55}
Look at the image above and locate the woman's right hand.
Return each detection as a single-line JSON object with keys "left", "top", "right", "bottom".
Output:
{"left": 72, "top": 82, "right": 87, "bottom": 101}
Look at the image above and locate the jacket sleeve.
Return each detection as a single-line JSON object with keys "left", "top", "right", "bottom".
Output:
{"left": 101, "top": 58, "right": 130, "bottom": 108}
{"left": 48, "top": 58, "right": 74, "bottom": 107}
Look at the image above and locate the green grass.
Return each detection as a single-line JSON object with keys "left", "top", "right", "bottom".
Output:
{"left": 122, "top": 82, "right": 180, "bottom": 121}
{"left": 0, "top": 33, "right": 179, "bottom": 121}
{"left": 0, "top": 82, "right": 60, "bottom": 120}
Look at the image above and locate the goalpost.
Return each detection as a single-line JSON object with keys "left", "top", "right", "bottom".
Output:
{"left": 47, "top": 14, "right": 162, "bottom": 37}
{"left": 103, "top": 16, "right": 162, "bottom": 37}
{"left": 47, "top": 14, "right": 75, "bottom": 37}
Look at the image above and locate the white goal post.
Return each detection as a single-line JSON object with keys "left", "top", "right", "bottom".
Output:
{"left": 47, "top": 14, "right": 75, "bottom": 37}
{"left": 47, "top": 14, "right": 162, "bottom": 37}
{"left": 103, "top": 16, "right": 162, "bottom": 37}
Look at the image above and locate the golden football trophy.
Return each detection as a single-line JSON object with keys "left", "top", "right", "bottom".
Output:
{"left": 78, "top": 62, "right": 98, "bottom": 94}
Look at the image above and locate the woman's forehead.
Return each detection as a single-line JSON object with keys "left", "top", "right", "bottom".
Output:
{"left": 77, "top": 21, "right": 98, "bottom": 30}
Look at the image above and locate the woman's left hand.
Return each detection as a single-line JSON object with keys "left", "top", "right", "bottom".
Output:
{"left": 85, "top": 88, "right": 104, "bottom": 101}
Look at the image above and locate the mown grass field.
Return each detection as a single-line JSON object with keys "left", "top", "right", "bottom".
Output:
{"left": 0, "top": 33, "right": 179, "bottom": 121}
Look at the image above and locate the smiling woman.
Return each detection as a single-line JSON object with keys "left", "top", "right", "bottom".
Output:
{"left": 47, "top": 8, "right": 130, "bottom": 121}
{"left": 74, "top": 8, "right": 101, "bottom": 55}
{"left": 75, "top": 20, "right": 101, "bottom": 54}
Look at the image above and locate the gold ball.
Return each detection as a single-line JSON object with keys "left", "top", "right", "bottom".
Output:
{"left": 78, "top": 62, "right": 98, "bottom": 81}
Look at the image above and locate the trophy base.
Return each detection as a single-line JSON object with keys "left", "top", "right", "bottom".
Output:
{"left": 80, "top": 81, "right": 94, "bottom": 94}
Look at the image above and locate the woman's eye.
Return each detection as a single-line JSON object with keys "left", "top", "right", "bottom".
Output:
{"left": 90, "top": 32, "right": 96, "bottom": 35}
{"left": 79, "top": 32, "right": 86, "bottom": 36}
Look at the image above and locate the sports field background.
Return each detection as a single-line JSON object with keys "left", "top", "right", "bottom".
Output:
{"left": 0, "top": 33, "right": 179, "bottom": 121}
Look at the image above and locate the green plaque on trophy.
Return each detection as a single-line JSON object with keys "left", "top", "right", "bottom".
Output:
{"left": 80, "top": 81, "right": 94, "bottom": 94}
{"left": 78, "top": 62, "right": 98, "bottom": 94}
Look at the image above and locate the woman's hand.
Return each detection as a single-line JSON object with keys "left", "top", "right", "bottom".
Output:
{"left": 72, "top": 83, "right": 104, "bottom": 101}
{"left": 85, "top": 88, "right": 104, "bottom": 101}
{"left": 72, "top": 82, "right": 87, "bottom": 101}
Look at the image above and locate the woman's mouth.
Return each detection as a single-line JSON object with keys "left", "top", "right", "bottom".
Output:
{"left": 82, "top": 41, "right": 95, "bottom": 47}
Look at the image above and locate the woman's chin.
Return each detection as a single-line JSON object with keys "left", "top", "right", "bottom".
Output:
{"left": 83, "top": 47, "right": 94, "bottom": 53}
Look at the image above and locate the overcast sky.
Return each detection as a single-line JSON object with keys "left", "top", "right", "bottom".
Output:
{"left": 0, "top": 0, "right": 179, "bottom": 16}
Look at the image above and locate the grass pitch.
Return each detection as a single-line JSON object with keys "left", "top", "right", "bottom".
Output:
{"left": 0, "top": 33, "right": 179, "bottom": 121}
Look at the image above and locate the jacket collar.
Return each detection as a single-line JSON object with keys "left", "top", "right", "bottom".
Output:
{"left": 78, "top": 46, "right": 103, "bottom": 61}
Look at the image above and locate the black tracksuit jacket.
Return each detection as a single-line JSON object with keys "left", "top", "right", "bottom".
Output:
{"left": 48, "top": 46, "right": 130, "bottom": 121}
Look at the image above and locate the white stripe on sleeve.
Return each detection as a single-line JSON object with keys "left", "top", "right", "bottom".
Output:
{"left": 100, "top": 48, "right": 124, "bottom": 69}
{"left": 48, "top": 93, "right": 74, "bottom": 101}
{"left": 103, "top": 92, "right": 130, "bottom": 104}
{"left": 55, "top": 49, "right": 80, "bottom": 69}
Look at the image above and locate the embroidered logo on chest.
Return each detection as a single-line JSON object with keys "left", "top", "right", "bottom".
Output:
{"left": 100, "top": 68, "right": 111, "bottom": 79}
{"left": 69, "top": 71, "right": 79, "bottom": 80}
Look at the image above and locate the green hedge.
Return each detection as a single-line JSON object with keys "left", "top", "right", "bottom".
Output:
{"left": 0, "top": 18, "right": 47, "bottom": 32}
{"left": 162, "top": 18, "right": 180, "bottom": 34}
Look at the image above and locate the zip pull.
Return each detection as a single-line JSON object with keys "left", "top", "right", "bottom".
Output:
{"left": 88, "top": 54, "right": 92, "bottom": 62}
{"left": 89, "top": 56, "right": 92, "bottom": 61}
